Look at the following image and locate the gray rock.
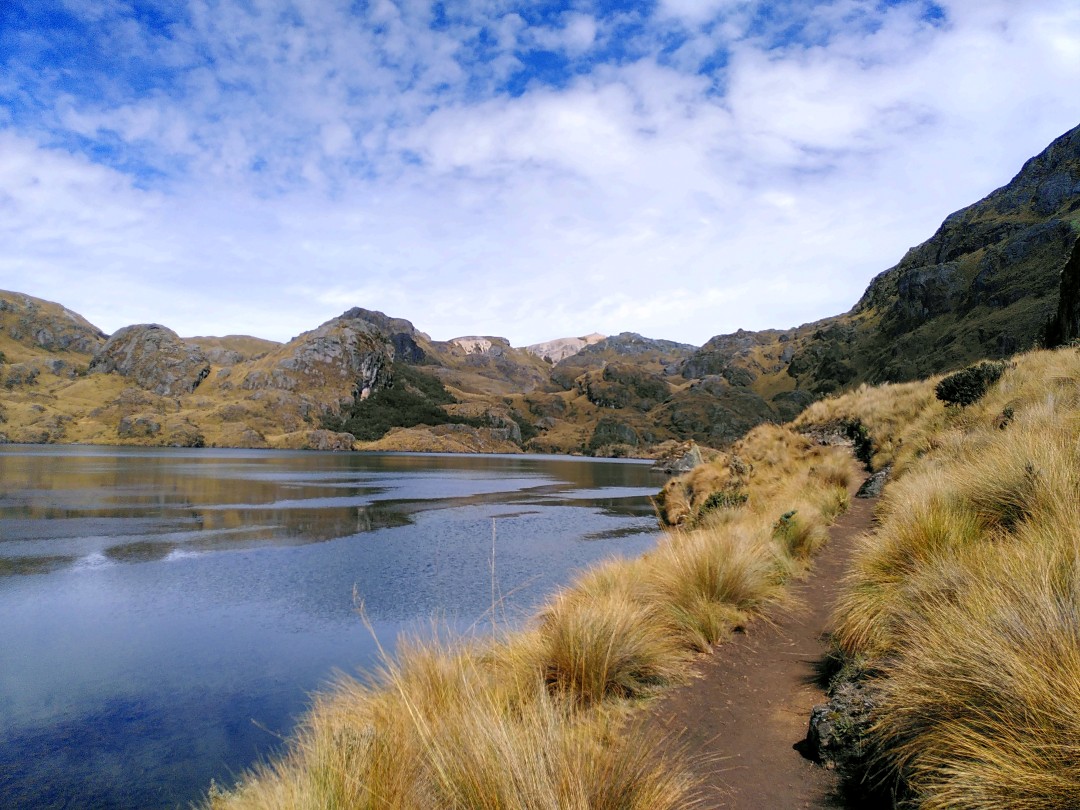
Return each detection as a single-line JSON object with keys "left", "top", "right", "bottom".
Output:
{"left": 302, "top": 430, "right": 356, "bottom": 451}
{"left": 805, "top": 678, "right": 878, "bottom": 772}
{"left": 654, "top": 442, "right": 703, "bottom": 474}
{"left": 90, "top": 324, "right": 211, "bottom": 397}
{"left": 856, "top": 466, "right": 891, "bottom": 498}
{"left": 2, "top": 363, "right": 39, "bottom": 389}
{"left": 117, "top": 416, "right": 162, "bottom": 439}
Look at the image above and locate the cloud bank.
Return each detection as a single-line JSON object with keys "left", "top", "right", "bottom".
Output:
{"left": 2, "top": 0, "right": 1079, "bottom": 345}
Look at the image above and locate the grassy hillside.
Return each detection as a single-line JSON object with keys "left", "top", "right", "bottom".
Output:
{"left": 792, "top": 344, "right": 1080, "bottom": 807}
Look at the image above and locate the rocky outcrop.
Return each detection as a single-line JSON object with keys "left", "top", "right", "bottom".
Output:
{"left": 0, "top": 289, "right": 106, "bottom": 354}
{"left": 117, "top": 415, "right": 162, "bottom": 439}
{"left": 579, "top": 362, "right": 671, "bottom": 411}
{"left": 652, "top": 441, "right": 703, "bottom": 474}
{"left": 588, "top": 416, "right": 645, "bottom": 453}
{"left": 1046, "top": 236, "right": 1080, "bottom": 346}
{"left": 90, "top": 324, "right": 211, "bottom": 397}
{"left": 682, "top": 328, "right": 786, "bottom": 380}
{"left": 241, "top": 311, "right": 395, "bottom": 407}
{"left": 551, "top": 333, "right": 695, "bottom": 389}
{"left": 805, "top": 677, "right": 878, "bottom": 773}
{"left": 274, "top": 429, "right": 356, "bottom": 451}
{"left": 337, "top": 308, "right": 428, "bottom": 364}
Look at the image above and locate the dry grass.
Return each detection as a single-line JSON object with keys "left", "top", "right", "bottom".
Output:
{"left": 798, "top": 345, "right": 1080, "bottom": 808}
{"left": 211, "top": 637, "right": 699, "bottom": 810}
{"left": 208, "top": 421, "right": 859, "bottom": 809}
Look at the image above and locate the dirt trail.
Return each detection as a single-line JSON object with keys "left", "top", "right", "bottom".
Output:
{"left": 647, "top": 492, "right": 877, "bottom": 809}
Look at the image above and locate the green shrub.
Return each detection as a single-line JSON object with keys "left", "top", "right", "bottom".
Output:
{"left": 699, "top": 490, "right": 748, "bottom": 514}
{"left": 325, "top": 363, "right": 483, "bottom": 441}
{"left": 934, "top": 362, "right": 1006, "bottom": 407}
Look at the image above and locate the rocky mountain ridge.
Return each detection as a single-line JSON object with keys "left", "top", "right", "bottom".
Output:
{"left": 3, "top": 122, "right": 1080, "bottom": 454}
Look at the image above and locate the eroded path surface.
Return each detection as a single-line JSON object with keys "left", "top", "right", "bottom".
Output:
{"left": 647, "top": 493, "right": 877, "bottom": 809}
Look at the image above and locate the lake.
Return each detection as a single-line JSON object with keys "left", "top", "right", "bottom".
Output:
{"left": 0, "top": 445, "right": 665, "bottom": 809}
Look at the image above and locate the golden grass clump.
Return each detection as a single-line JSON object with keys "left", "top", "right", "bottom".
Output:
{"left": 646, "top": 522, "right": 786, "bottom": 651}
{"left": 212, "top": 637, "right": 698, "bottom": 810}
{"left": 872, "top": 537, "right": 1080, "bottom": 810}
{"left": 538, "top": 588, "right": 687, "bottom": 706}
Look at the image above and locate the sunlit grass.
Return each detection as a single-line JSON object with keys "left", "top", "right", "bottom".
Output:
{"left": 805, "top": 344, "right": 1080, "bottom": 807}
{"left": 208, "top": 421, "right": 860, "bottom": 808}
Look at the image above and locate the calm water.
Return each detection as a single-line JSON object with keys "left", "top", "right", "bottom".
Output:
{"left": 0, "top": 446, "right": 665, "bottom": 809}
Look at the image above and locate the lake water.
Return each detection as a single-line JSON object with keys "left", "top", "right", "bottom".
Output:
{"left": 0, "top": 446, "right": 665, "bottom": 809}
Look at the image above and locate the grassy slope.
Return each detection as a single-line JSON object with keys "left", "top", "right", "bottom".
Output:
{"left": 793, "top": 344, "right": 1080, "bottom": 808}
{"left": 207, "top": 422, "right": 860, "bottom": 809}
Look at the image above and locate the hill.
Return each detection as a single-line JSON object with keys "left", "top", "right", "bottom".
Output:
{"left": 2, "top": 123, "right": 1080, "bottom": 454}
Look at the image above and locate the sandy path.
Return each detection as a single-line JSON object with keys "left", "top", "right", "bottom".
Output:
{"left": 646, "top": 491, "right": 877, "bottom": 809}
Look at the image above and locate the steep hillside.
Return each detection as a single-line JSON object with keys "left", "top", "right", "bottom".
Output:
{"left": 685, "top": 123, "right": 1080, "bottom": 400}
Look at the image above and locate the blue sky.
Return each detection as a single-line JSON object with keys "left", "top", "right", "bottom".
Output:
{"left": 2, "top": 0, "right": 1079, "bottom": 345}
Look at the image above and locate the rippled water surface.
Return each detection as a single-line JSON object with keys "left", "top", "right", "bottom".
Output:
{"left": 0, "top": 446, "right": 665, "bottom": 809}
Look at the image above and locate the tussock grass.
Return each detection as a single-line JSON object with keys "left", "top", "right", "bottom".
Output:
{"left": 798, "top": 345, "right": 1080, "bottom": 808}
{"left": 538, "top": 589, "right": 686, "bottom": 705}
{"left": 208, "top": 419, "right": 859, "bottom": 809}
{"left": 211, "top": 637, "right": 698, "bottom": 810}
{"left": 647, "top": 522, "right": 786, "bottom": 651}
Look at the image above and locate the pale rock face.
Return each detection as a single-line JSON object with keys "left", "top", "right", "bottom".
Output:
{"left": 524, "top": 332, "right": 605, "bottom": 364}
{"left": 451, "top": 336, "right": 495, "bottom": 355}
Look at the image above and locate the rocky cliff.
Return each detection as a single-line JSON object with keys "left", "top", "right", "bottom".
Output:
{"left": 1045, "top": 236, "right": 1080, "bottom": 346}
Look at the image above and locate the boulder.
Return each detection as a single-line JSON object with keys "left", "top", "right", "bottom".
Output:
{"left": 804, "top": 678, "right": 878, "bottom": 772}
{"left": 653, "top": 441, "right": 703, "bottom": 474}
{"left": 856, "top": 466, "right": 891, "bottom": 498}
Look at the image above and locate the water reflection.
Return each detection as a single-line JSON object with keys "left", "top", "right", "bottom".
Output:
{"left": 0, "top": 448, "right": 657, "bottom": 574}
{"left": 0, "top": 446, "right": 666, "bottom": 810}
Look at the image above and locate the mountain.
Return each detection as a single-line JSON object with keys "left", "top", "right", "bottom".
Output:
{"left": 2, "top": 123, "right": 1079, "bottom": 454}
{"left": 684, "top": 123, "right": 1080, "bottom": 400}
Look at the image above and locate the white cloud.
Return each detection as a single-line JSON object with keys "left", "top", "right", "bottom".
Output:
{"left": 3, "top": 1, "right": 1080, "bottom": 347}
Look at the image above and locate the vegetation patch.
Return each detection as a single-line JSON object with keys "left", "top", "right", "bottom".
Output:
{"left": 325, "top": 363, "right": 485, "bottom": 441}
{"left": 933, "top": 360, "right": 1006, "bottom": 406}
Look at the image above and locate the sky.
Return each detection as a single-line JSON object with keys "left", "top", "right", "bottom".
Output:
{"left": 2, "top": 1, "right": 1080, "bottom": 347}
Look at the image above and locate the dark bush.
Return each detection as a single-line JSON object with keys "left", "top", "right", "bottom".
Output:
{"left": 934, "top": 361, "right": 1006, "bottom": 407}
{"left": 699, "top": 490, "right": 748, "bottom": 514}
{"left": 844, "top": 420, "right": 874, "bottom": 470}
